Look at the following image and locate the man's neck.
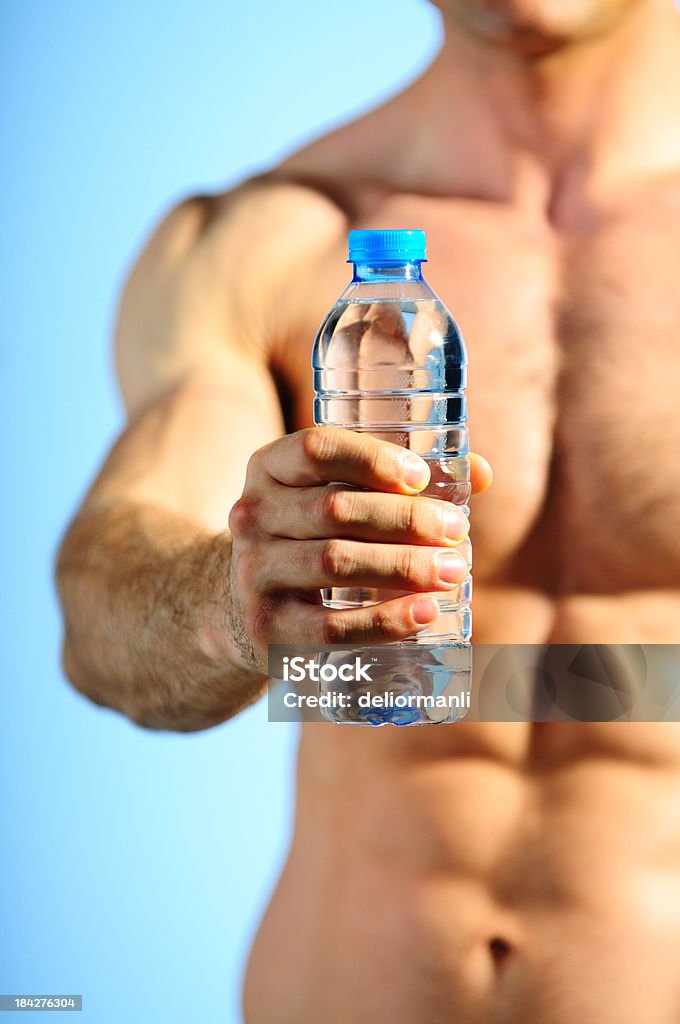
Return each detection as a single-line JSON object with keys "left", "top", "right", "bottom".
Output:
{"left": 407, "top": 0, "right": 680, "bottom": 218}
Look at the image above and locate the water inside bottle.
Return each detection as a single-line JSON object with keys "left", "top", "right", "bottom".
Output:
{"left": 312, "top": 269, "right": 472, "bottom": 723}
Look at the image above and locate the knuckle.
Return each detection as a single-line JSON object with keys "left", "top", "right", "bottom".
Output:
{"left": 320, "top": 538, "right": 355, "bottom": 580}
{"left": 227, "top": 498, "right": 244, "bottom": 535}
{"left": 402, "top": 498, "right": 420, "bottom": 535}
{"left": 394, "top": 545, "right": 416, "bottom": 583}
{"left": 357, "top": 435, "right": 382, "bottom": 475}
{"left": 228, "top": 497, "right": 261, "bottom": 536}
{"left": 302, "top": 426, "right": 335, "bottom": 465}
{"left": 367, "top": 435, "right": 401, "bottom": 481}
{"left": 315, "top": 486, "right": 337, "bottom": 526}
{"left": 371, "top": 607, "right": 402, "bottom": 641}
{"left": 233, "top": 547, "right": 260, "bottom": 590}
{"left": 320, "top": 487, "right": 356, "bottom": 527}
{"left": 321, "top": 613, "right": 348, "bottom": 644}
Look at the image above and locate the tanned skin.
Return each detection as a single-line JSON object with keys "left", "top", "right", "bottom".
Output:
{"left": 57, "top": 0, "right": 680, "bottom": 1019}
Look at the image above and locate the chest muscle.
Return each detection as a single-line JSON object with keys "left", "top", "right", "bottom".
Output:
{"left": 280, "top": 193, "right": 680, "bottom": 594}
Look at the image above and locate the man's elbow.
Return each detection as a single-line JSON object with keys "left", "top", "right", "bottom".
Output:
{"left": 59, "top": 624, "right": 237, "bottom": 734}
{"left": 55, "top": 519, "right": 249, "bottom": 732}
{"left": 60, "top": 632, "right": 95, "bottom": 702}
{"left": 58, "top": 626, "right": 133, "bottom": 721}
{"left": 55, "top": 520, "right": 147, "bottom": 725}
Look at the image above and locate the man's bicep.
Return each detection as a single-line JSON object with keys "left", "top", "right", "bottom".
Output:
{"left": 94, "top": 180, "right": 344, "bottom": 529}
{"left": 86, "top": 356, "right": 285, "bottom": 532}
{"left": 99, "top": 190, "right": 288, "bottom": 529}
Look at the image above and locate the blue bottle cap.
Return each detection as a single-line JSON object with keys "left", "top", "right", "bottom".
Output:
{"left": 348, "top": 229, "right": 427, "bottom": 263}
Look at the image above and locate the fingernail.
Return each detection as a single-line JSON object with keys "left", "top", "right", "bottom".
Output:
{"left": 403, "top": 454, "right": 430, "bottom": 489}
{"left": 436, "top": 550, "right": 466, "bottom": 583}
{"left": 412, "top": 596, "right": 440, "bottom": 624}
{"left": 443, "top": 506, "right": 468, "bottom": 541}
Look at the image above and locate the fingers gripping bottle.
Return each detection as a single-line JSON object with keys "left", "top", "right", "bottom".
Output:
{"left": 312, "top": 230, "right": 472, "bottom": 725}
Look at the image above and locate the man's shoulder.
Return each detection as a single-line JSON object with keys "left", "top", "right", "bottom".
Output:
{"left": 114, "top": 174, "right": 350, "bottom": 410}
{"left": 119, "top": 174, "right": 350, "bottom": 332}
{"left": 144, "top": 175, "right": 348, "bottom": 270}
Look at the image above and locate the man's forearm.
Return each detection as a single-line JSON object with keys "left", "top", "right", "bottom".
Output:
{"left": 56, "top": 500, "right": 267, "bottom": 731}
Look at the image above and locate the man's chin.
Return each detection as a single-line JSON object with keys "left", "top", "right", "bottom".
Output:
{"left": 432, "top": 0, "right": 644, "bottom": 56}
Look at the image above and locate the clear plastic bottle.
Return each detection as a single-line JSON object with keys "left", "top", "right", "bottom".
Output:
{"left": 311, "top": 230, "right": 472, "bottom": 725}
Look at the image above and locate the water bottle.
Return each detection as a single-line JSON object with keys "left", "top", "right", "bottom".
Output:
{"left": 311, "top": 229, "right": 472, "bottom": 725}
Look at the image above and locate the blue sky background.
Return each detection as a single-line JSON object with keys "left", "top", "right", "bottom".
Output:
{"left": 0, "top": 2, "right": 441, "bottom": 1021}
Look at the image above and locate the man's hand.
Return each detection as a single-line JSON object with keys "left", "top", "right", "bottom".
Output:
{"left": 56, "top": 184, "right": 493, "bottom": 729}
{"left": 226, "top": 427, "right": 492, "bottom": 672}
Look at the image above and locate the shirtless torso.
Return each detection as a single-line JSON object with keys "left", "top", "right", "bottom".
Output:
{"left": 57, "top": 1, "right": 680, "bottom": 1021}
{"left": 242, "top": 188, "right": 680, "bottom": 1018}
{"left": 243, "top": 6, "right": 680, "bottom": 1019}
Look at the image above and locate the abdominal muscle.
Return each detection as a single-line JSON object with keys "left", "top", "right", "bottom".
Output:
{"left": 242, "top": 417, "right": 680, "bottom": 1020}
{"left": 239, "top": 156, "right": 680, "bottom": 1020}
{"left": 246, "top": 348, "right": 680, "bottom": 1020}
{"left": 245, "top": 699, "right": 680, "bottom": 1024}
